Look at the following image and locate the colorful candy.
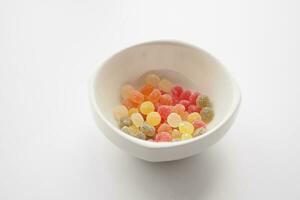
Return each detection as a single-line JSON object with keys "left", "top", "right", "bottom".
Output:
{"left": 167, "top": 113, "right": 182, "bottom": 128}
{"left": 187, "top": 112, "right": 201, "bottom": 123}
{"left": 130, "top": 90, "right": 144, "bottom": 104}
{"left": 200, "top": 107, "right": 214, "bottom": 123}
{"left": 157, "top": 123, "right": 172, "bottom": 133}
{"left": 196, "top": 95, "right": 211, "bottom": 108}
{"left": 146, "top": 112, "right": 161, "bottom": 126}
{"left": 139, "top": 101, "right": 155, "bottom": 115}
{"left": 121, "top": 84, "right": 134, "bottom": 99}
{"left": 131, "top": 113, "right": 144, "bottom": 127}
{"left": 158, "top": 79, "right": 173, "bottom": 93}
{"left": 140, "top": 123, "right": 156, "bottom": 137}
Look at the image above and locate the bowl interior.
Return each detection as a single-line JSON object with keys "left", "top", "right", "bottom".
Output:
{"left": 93, "top": 41, "right": 237, "bottom": 134}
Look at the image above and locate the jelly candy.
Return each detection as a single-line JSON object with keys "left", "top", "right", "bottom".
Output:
{"left": 200, "top": 107, "right": 214, "bottom": 123}
{"left": 179, "top": 90, "right": 192, "bottom": 100}
{"left": 158, "top": 79, "right": 173, "bottom": 93}
{"left": 171, "top": 85, "right": 183, "bottom": 97}
{"left": 181, "top": 133, "right": 193, "bottom": 140}
{"left": 147, "top": 89, "right": 161, "bottom": 103}
{"left": 157, "top": 123, "right": 172, "bottom": 133}
{"left": 145, "top": 73, "right": 160, "bottom": 87}
{"left": 187, "top": 104, "right": 201, "bottom": 113}
{"left": 167, "top": 113, "right": 182, "bottom": 128}
{"left": 155, "top": 132, "right": 172, "bottom": 142}
{"left": 146, "top": 112, "right": 161, "bottom": 126}
{"left": 128, "top": 108, "right": 139, "bottom": 116}
{"left": 113, "top": 105, "right": 128, "bottom": 120}
{"left": 187, "top": 112, "right": 201, "bottom": 123}
{"left": 130, "top": 90, "right": 144, "bottom": 104}
{"left": 192, "top": 120, "right": 206, "bottom": 129}
{"left": 180, "top": 111, "right": 189, "bottom": 120}
{"left": 172, "top": 104, "right": 185, "bottom": 115}
{"left": 131, "top": 113, "right": 144, "bottom": 127}
{"left": 127, "top": 125, "right": 140, "bottom": 136}
{"left": 178, "top": 100, "right": 190, "bottom": 110}
{"left": 157, "top": 105, "right": 172, "bottom": 121}
{"left": 140, "top": 84, "right": 154, "bottom": 96}
{"left": 140, "top": 123, "right": 156, "bottom": 137}
{"left": 119, "top": 116, "right": 132, "bottom": 127}
{"left": 139, "top": 101, "right": 155, "bottom": 115}
{"left": 159, "top": 94, "right": 173, "bottom": 105}
{"left": 189, "top": 92, "right": 200, "bottom": 105}
{"left": 121, "top": 126, "right": 131, "bottom": 134}
{"left": 122, "top": 98, "right": 138, "bottom": 109}
{"left": 136, "top": 132, "right": 146, "bottom": 140}
{"left": 171, "top": 129, "right": 181, "bottom": 138}
{"left": 193, "top": 127, "right": 206, "bottom": 137}
{"left": 121, "top": 84, "right": 134, "bottom": 99}
{"left": 196, "top": 95, "right": 211, "bottom": 108}
{"left": 178, "top": 121, "right": 194, "bottom": 134}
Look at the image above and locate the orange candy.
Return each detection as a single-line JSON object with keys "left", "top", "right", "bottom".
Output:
{"left": 122, "top": 99, "right": 138, "bottom": 109}
{"left": 147, "top": 89, "right": 161, "bottom": 103}
{"left": 140, "top": 84, "right": 154, "bottom": 97}
{"left": 159, "top": 94, "right": 173, "bottom": 105}
{"left": 157, "top": 123, "right": 172, "bottom": 133}
{"left": 130, "top": 90, "right": 144, "bottom": 104}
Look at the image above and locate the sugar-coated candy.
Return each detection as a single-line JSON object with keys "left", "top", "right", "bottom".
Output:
{"left": 167, "top": 113, "right": 182, "bottom": 128}
{"left": 180, "top": 111, "right": 189, "bottom": 120}
{"left": 196, "top": 95, "right": 211, "bottom": 108}
{"left": 193, "top": 120, "right": 206, "bottom": 129}
{"left": 179, "top": 90, "right": 192, "bottom": 100}
{"left": 200, "top": 107, "right": 214, "bottom": 123}
{"left": 155, "top": 132, "right": 172, "bottom": 142}
{"left": 158, "top": 79, "right": 173, "bottom": 93}
{"left": 159, "top": 94, "right": 173, "bottom": 105}
{"left": 121, "top": 126, "right": 131, "bottom": 134}
{"left": 157, "top": 123, "right": 172, "bottom": 133}
{"left": 146, "top": 112, "right": 161, "bottom": 126}
{"left": 178, "top": 100, "right": 190, "bottom": 110}
{"left": 171, "top": 85, "right": 183, "bottom": 97}
{"left": 171, "top": 95, "right": 180, "bottom": 105}
{"left": 187, "top": 104, "right": 201, "bottom": 113}
{"left": 140, "top": 123, "right": 156, "bottom": 137}
{"left": 113, "top": 105, "right": 128, "bottom": 120}
{"left": 178, "top": 121, "right": 194, "bottom": 134}
{"left": 128, "top": 125, "right": 140, "bottom": 136}
{"left": 189, "top": 92, "right": 200, "bottom": 105}
{"left": 157, "top": 105, "right": 172, "bottom": 121}
{"left": 122, "top": 99, "right": 138, "bottom": 109}
{"left": 139, "top": 101, "right": 155, "bottom": 115}
{"left": 121, "top": 84, "right": 134, "bottom": 99}
{"left": 181, "top": 133, "right": 193, "bottom": 140}
{"left": 131, "top": 113, "right": 144, "bottom": 127}
{"left": 187, "top": 112, "right": 201, "bottom": 123}
{"left": 171, "top": 129, "right": 181, "bottom": 138}
{"left": 147, "top": 89, "right": 161, "bottom": 103}
{"left": 193, "top": 127, "right": 206, "bottom": 137}
{"left": 145, "top": 73, "right": 160, "bottom": 87}
{"left": 172, "top": 104, "right": 185, "bottom": 115}
{"left": 128, "top": 108, "right": 139, "bottom": 116}
{"left": 140, "top": 84, "right": 154, "bottom": 96}
{"left": 136, "top": 132, "right": 146, "bottom": 140}
{"left": 130, "top": 90, "right": 144, "bottom": 104}
{"left": 119, "top": 116, "right": 132, "bottom": 127}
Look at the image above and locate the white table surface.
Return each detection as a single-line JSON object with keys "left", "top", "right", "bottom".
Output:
{"left": 1, "top": 0, "right": 300, "bottom": 199}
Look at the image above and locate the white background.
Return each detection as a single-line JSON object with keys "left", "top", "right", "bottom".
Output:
{"left": 1, "top": 0, "right": 300, "bottom": 199}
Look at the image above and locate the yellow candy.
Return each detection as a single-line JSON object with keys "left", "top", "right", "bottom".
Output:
{"left": 145, "top": 73, "right": 160, "bottom": 86}
{"left": 178, "top": 121, "right": 194, "bottom": 134}
{"left": 146, "top": 112, "right": 161, "bottom": 126}
{"left": 121, "top": 84, "right": 134, "bottom": 99}
{"left": 113, "top": 105, "right": 128, "bottom": 120}
{"left": 131, "top": 113, "right": 144, "bottom": 127}
{"left": 171, "top": 129, "right": 181, "bottom": 138}
{"left": 167, "top": 113, "right": 182, "bottom": 128}
{"left": 187, "top": 112, "right": 201, "bottom": 123}
{"left": 139, "top": 101, "right": 155, "bottom": 115}
{"left": 181, "top": 133, "right": 193, "bottom": 140}
{"left": 158, "top": 79, "right": 173, "bottom": 93}
{"left": 128, "top": 125, "right": 139, "bottom": 135}
{"left": 128, "top": 108, "right": 139, "bottom": 116}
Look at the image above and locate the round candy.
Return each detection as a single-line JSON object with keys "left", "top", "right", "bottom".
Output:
{"left": 196, "top": 95, "right": 211, "bottom": 108}
{"left": 157, "top": 105, "right": 172, "bottom": 121}
{"left": 139, "top": 101, "right": 155, "bottom": 115}
{"left": 181, "top": 133, "right": 193, "bottom": 140}
{"left": 130, "top": 90, "right": 144, "bottom": 104}
{"left": 171, "top": 85, "right": 183, "bottom": 97}
{"left": 178, "top": 100, "right": 190, "bottom": 110}
{"left": 179, "top": 90, "right": 192, "bottom": 100}
{"left": 178, "top": 121, "right": 194, "bottom": 134}
{"left": 187, "top": 112, "right": 201, "bottom": 123}
{"left": 157, "top": 123, "right": 172, "bottom": 133}
{"left": 192, "top": 120, "right": 206, "bottom": 129}
{"left": 167, "top": 113, "right": 182, "bottom": 128}
{"left": 136, "top": 132, "right": 146, "bottom": 140}
{"left": 119, "top": 116, "right": 132, "bottom": 127}
{"left": 131, "top": 113, "right": 144, "bottom": 127}
{"left": 146, "top": 112, "right": 161, "bottom": 126}
{"left": 122, "top": 99, "right": 138, "bottom": 109}
{"left": 158, "top": 79, "right": 173, "bottom": 93}
{"left": 127, "top": 125, "right": 140, "bottom": 136}
{"left": 121, "top": 84, "right": 134, "bottom": 99}
{"left": 171, "top": 129, "right": 181, "bottom": 138}
{"left": 187, "top": 104, "right": 201, "bottom": 113}
{"left": 172, "top": 104, "right": 185, "bottom": 115}
{"left": 189, "top": 92, "right": 200, "bottom": 105}
{"left": 193, "top": 127, "right": 207, "bottom": 137}
{"left": 140, "top": 123, "right": 155, "bottom": 137}
{"left": 121, "top": 126, "right": 131, "bottom": 134}
{"left": 155, "top": 132, "right": 172, "bottom": 142}
{"left": 145, "top": 73, "right": 160, "bottom": 86}
{"left": 180, "top": 111, "right": 189, "bottom": 120}
{"left": 200, "top": 107, "right": 214, "bottom": 123}
{"left": 159, "top": 94, "right": 173, "bottom": 105}
{"left": 147, "top": 89, "right": 161, "bottom": 103}
{"left": 128, "top": 108, "right": 139, "bottom": 116}
{"left": 140, "top": 84, "right": 154, "bottom": 96}
{"left": 113, "top": 105, "right": 128, "bottom": 120}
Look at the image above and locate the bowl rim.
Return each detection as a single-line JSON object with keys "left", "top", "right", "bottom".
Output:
{"left": 89, "top": 40, "right": 241, "bottom": 149}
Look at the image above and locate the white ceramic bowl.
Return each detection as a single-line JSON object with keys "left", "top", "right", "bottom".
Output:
{"left": 89, "top": 40, "right": 241, "bottom": 162}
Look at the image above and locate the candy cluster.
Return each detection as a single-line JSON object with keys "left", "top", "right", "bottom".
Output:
{"left": 113, "top": 73, "right": 214, "bottom": 142}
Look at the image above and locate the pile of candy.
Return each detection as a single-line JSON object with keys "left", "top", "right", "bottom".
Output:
{"left": 113, "top": 73, "right": 214, "bottom": 142}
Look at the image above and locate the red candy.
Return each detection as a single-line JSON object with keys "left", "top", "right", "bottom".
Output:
{"left": 179, "top": 90, "right": 192, "bottom": 100}
{"left": 159, "top": 94, "right": 173, "bottom": 105}
{"left": 179, "top": 100, "right": 190, "bottom": 110}
{"left": 187, "top": 104, "right": 201, "bottom": 113}
{"left": 193, "top": 120, "right": 206, "bottom": 129}
{"left": 155, "top": 132, "right": 172, "bottom": 142}
{"left": 189, "top": 92, "right": 200, "bottom": 105}
{"left": 171, "top": 85, "right": 183, "bottom": 97}
{"left": 157, "top": 105, "right": 172, "bottom": 121}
